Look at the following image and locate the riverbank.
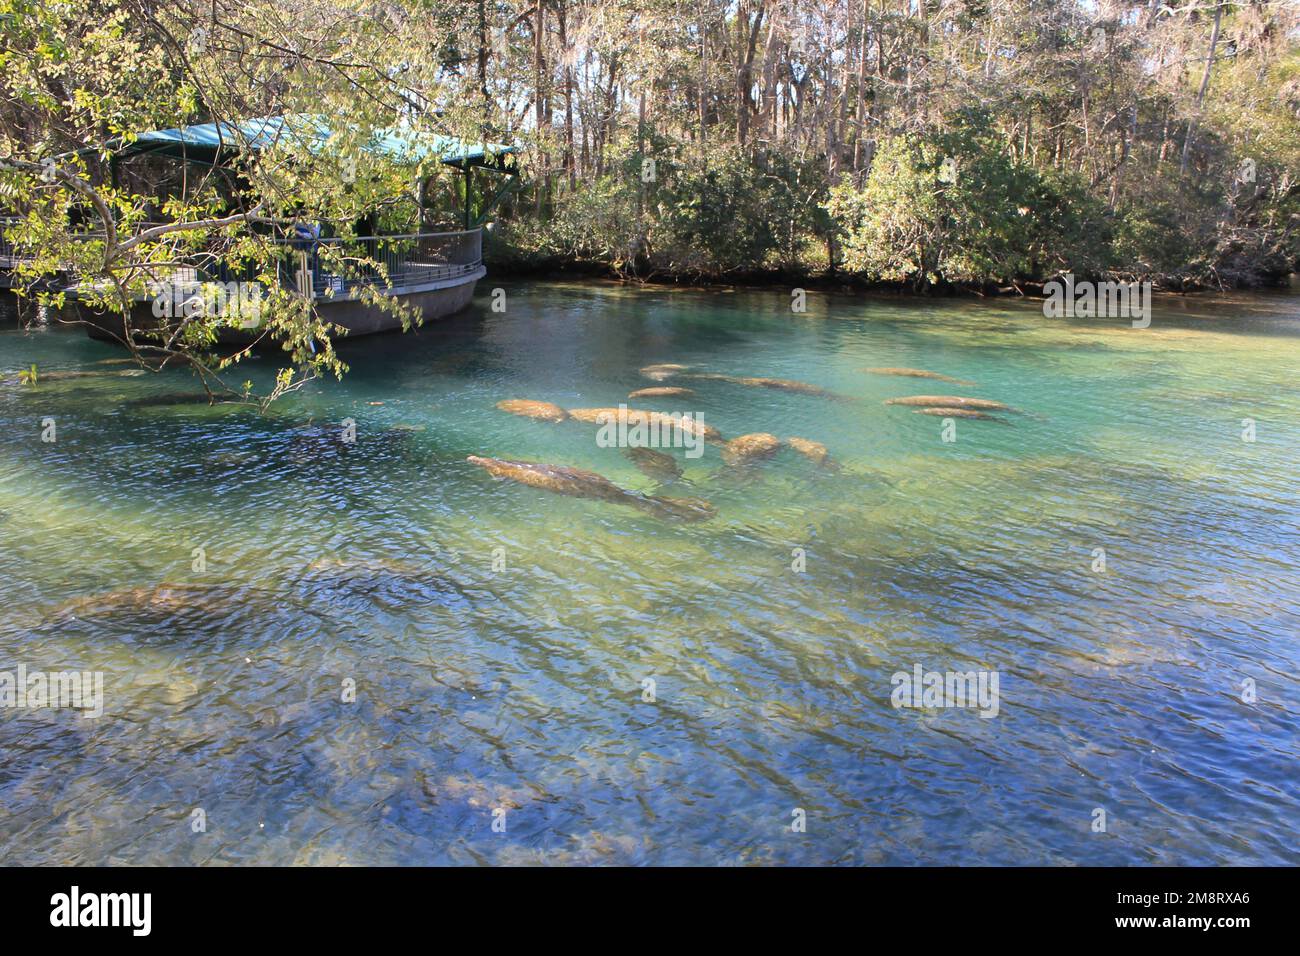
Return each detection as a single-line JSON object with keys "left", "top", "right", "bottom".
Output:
{"left": 484, "top": 248, "right": 1300, "bottom": 298}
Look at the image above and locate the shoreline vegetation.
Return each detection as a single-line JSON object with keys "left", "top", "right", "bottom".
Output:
{"left": 485, "top": 253, "right": 1300, "bottom": 300}
{"left": 486, "top": 256, "right": 1300, "bottom": 298}
{"left": 2, "top": 2, "right": 1298, "bottom": 403}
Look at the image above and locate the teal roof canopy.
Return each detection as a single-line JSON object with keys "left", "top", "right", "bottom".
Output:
{"left": 113, "top": 115, "right": 517, "bottom": 171}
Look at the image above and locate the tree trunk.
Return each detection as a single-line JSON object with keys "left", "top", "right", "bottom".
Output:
{"left": 534, "top": 2, "right": 547, "bottom": 215}
{"left": 736, "top": 3, "right": 765, "bottom": 147}
{"left": 1180, "top": 2, "right": 1223, "bottom": 174}
{"left": 477, "top": 0, "right": 490, "bottom": 116}
{"left": 558, "top": 1, "right": 575, "bottom": 190}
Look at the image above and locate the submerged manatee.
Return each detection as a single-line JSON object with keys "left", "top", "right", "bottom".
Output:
{"left": 628, "top": 386, "right": 695, "bottom": 399}
{"left": 45, "top": 583, "right": 252, "bottom": 625}
{"left": 911, "top": 407, "right": 1008, "bottom": 422}
{"left": 623, "top": 446, "right": 683, "bottom": 480}
{"left": 467, "top": 455, "right": 714, "bottom": 521}
{"left": 640, "top": 495, "right": 716, "bottom": 521}
{"left": 468, "top": 455, "right": 627, "bottom": 501}
{"left": 885, "top": 395, "right": 1017, "bottom": 412}
{"left": 421, "top": 772, "right": 546, "bottom": 811}
{"left": 682, "top": 373, "right": 834, "bottom": 398}
{"left": 727, "top": 376, "right": 832, "bottom": 397}
{"left": 785, "top": 436, "right": 831, "bottom": 465}
{"left": 496, "top": 398, "right": 569, "bottom": 422}
{"left": 567, "top": 406, "right": 722, "bottom": 443}
{"left": 722, "top": 432, "right": 782, "bottom": 465}
{"left": 644, "top": 366, "right": 840, "bottom": 400}
{"left": 639, "top": 363, "right": 691, "bottom": 381}
{"left": 861, "top": 367, "right": 974, "bottom": 386}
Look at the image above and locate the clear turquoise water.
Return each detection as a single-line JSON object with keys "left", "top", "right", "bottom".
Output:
{"left": 0, "top": 282, "right": 1297, "bottom": 865}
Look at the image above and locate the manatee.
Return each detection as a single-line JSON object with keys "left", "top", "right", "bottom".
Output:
{"left": 646, "top": 367, "right": 839, "bottom": 399}
{"left": 861, "top": 367, "right": 974, "bottom": 386}
{"left": 567, "top": 407, "right": 722, "bottom": 443}
{"left": 640, "top": 495, "right": 716, "bottom": 521}
{"left": 911, "top": 407, "right": 1008, "bottom": 422}
{"left": 46, "top": 583, "right": 248, "bottom": 624}
{"left": 623, "top": 446, "right": 683, "bottom": 480}
{"left": 628, "top": 386, "right": 695, "bottom": 399}
{"left": 885, "top": 395, "right": 1017, "bottom": 412}
{"left": 567, "top": 407, "right": 620, "bottom": 423}
{"left": 467, "top": 455, "right": 713, "bottom": 521}
{"left": 421, "top": 772, "right": 544, "bottom": 811}
{"left": 684, "top": 373, "right": 826, "bottom": 395}
{"left": 496, "top": 398, "right": 569, "bottom": 422}
{"left": 785, "top": 436, "right": 830, "bottom": 465}
{"left": 729, "top": 376, "right": 832, "bottom": 397}
{"left": 722, "top": 432, "right": 782, "bottom": 465}
{"left": 639, "top": 363, "right": 691, "bottom": 381}
{"left": 469, "top": 455, "right": 646, "bottom": 502}
{"left": 681, "top": 372, "right": 840, "bottom": 399}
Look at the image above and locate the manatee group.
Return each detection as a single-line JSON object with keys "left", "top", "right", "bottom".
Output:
{"left": 489, "top": 385, "right": 835, "bottom": 494}
{"left": 493, "top": 397, "right": 724, "bottom": 444}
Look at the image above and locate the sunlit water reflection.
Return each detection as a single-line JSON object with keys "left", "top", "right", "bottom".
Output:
{"left": 1, "top": 283, "right": 1297, "bottom": 864}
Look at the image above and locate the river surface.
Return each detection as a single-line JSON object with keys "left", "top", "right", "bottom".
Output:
{"left": 1, "top": 282, "right": 1297, "bottom": 865}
